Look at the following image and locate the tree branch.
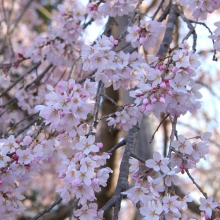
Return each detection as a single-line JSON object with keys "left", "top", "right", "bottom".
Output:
{"left": 30, "top": 197, "right": 63, "bottom": 220}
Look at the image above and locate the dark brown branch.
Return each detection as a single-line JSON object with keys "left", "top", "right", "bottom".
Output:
{"left": 102, "top": 124, "right": 140, "bottom": 214}
{"left": 108, "top": 139, "right": 126, "bottom": 154}
{"left": 130, "top": 153, "right": 145, "bottom": 163}
{"left": 157, "top": 4, "right": 178, "bottom": 56}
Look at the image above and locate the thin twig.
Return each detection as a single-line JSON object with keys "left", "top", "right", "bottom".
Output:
{"left": 185, "top": 169, "right": 207, "bottom": 198}
{"left": 31, "top": 197, "right": 63, "bottom": 220}
{"left": 130, "top": 153, "right": 145, "bottom": 163}
{"left": 152, "top": 0, "right": 165, "bottom": 20}
{"left": 25, "top": 63, "right": 53, "bottom": 91}
{"left": 77, "top": 69, "right": 96, "bottom": 84}
{"left": 0, "top": 62, "right": 41, "bottom": 98}
{"left": 175, "top": 7, "right": 197, "bottom": 51}
{"left": 108, "top": 139, "right": 126, "bottom": 154}
{"left": 88, "top": 81, "right": 103, "bottom": 135}
{"left": 12, "top": 116, "right": 42, "bottom": 138}
{"left": 189, "top": 20, "right": 218, "bottom": 61}
{"left": 167, "top": 115, "right": 177, "bottom": 160}
{"left": 10, "top": 0, "right": 33, "bottom": 34}
{"left": 150, "top": 113, "right": 170, "bottom": 143}
{"left": 157, "top": 1, "right": 171, "bottom": 22}
{"left": 101, "top": 92, "right": 121, "bottom": 108}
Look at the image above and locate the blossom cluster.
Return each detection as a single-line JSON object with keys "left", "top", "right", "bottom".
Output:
{"left": 15, "top": 88, "right": 40, "bottom": 114}
{"left": 0, "top": 134, "right": 55, "bottom": 219}
{"left": 35, "top": 78, "right": 112, "bottom": 219}
{"left": 87, "top": 0, "right": 135, "bottom": 18}
{"left": 126, "top": 20, "right": 164, "bottom": 50}
{"left": 176, "top": 0, "right": 220, "bottom": 20}
{"left": 81, "top": 35, "right": 145, "bottom": 90}
{"left": 124, "top": 132, "right": 217, "bottom": 219}
{"left": 130, "top": 41, "right": 202, "bottom": 117}
{"left": 106, "top": 105, "right": 142, "bottom": 131}
{"left": 57, "top": 135, "right": 112, "bottom": 220}
{"left": 209, "top": 21, "right": 220, "bottom": 51}
{"left": 1, "top": 0, "right": 219, "bottom": 219}
{"left": 35, "top": 78, "right": 96, "bottom": 132}
{"left": 25, "top": 1, "right": 84, "bottom": 66}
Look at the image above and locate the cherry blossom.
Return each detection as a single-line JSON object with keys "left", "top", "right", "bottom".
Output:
{"left": 145, "top": 152, "right": 170, "bottom": 174}
{"left": 171, "top": 135, "right": 193, "bottom": 155}
{"left": 199, "top": 196, "right": 218, "bottom": 218}
{"left": 122, "top": 185, "right": 149, "bottom": 204}
{"left": 0, "top": 0, "right": 219, "bottom": 219}
{"left": 129, "top": 158, "right": 139, "bottom": 173}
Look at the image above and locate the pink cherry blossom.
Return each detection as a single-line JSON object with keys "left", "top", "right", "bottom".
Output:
{"left": 199, "top": 196, "right": 218, "bottom": 218}
{"left": 145, "top": 152, "right": 170, "bottom": 173}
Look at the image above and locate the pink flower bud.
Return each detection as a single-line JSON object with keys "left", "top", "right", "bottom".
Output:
{"left": 59, "top": 111, "right": 65, "bottom": 117}
{"left": 166, "top": 82, "right": 170, "bottom": 87}
{"left": 158, "top": 56, "right": 162, "bottom": 61}
{"left": 168, "top": 90, "right": 172, "bottom": 96}
{"left": 135, "top": 93, "right": 143, "bottom": 97}
{"left": 113, "top": 40, "right": 119, "bottom": 45}
{"left": 141, "top": 105, "right": 146, "bottom": 112}
{"left": 139, "top": 37, "right": 146, "bottom": 44}
{"left": 58, "top": 174, "right": 66, "bottom": 179}
{"left": 18, "top": 53, "right": 24, "bottom": 58}
{"left": 0, "top": 180, "right": 2, "bottom": 185}
{"left": 159, "top": 65, "right": 166, "bottom": 71}
{"left": 151, "top": 98, "right": 157, "bottom": 104}
{"left": 133, "top": 173, "right": 138, "bottom": 178}
{"left": 152, "top": 88, "right": 157, "bottom": 93}
{"left": 136, "top": 27, "right": 141, "bottom": 33}
{"left": 172, "top": 66, "right": 179, "bottom": 73}
{"left": 92, "top": 179, "right": 99, "bottom": 186}
{"left": 68, "top": 82, "right": 74, "bottom": 90}
{"left": 97, "top": 142, "right": 103, "bottom": 148}
{"left": 80, "top": 94, "right": 87, "bottom": 98}
{"left": 66, "top": 97, "right": 71, "bottom": 102}
{"left": 12, "top": 155, "right": 19, "bottom": 161}
{"left": 72, "top": 179, "right": 80, "bottom": 187}
{"left": 160, "top": 82, "right": 166, "bottom": 88}
{"left": 143, "top": 98, "right": 148, "bottom": 105}
{"left": 159, "top": 97, "right": 165, "bottom": 103}
{"left": 14, "top": 62, "right": 19, "bottom": 68}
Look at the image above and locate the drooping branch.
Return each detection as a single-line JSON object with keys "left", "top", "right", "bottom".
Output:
{"left": 101, "top": 123, "right": 140, "bottom": 218}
